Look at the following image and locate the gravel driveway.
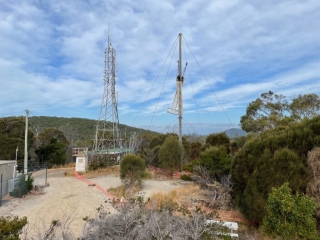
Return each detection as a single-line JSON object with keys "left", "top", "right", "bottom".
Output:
{"left": 0, "top": 168, "right": 189, "bottom": 238}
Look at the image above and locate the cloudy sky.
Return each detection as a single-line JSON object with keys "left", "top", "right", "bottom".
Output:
{"left": 1, "top": 0, "right": 320, "bottom": 134}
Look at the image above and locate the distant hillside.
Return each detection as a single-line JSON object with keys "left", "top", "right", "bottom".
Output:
{"left": 28, "top": 116, "right": 158, "bottom": 141}
{"left": 224, "top": 128, "right": 247, "bottom": 138}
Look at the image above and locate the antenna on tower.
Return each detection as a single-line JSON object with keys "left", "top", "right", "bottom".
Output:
{"left": 108, "top": 24, "right": 110, "bottom": 47}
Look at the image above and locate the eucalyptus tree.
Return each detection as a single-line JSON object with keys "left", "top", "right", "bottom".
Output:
{"left": 0, "top": 117, "right": 34, "bottom": 161}
{"left": 240, "top": 91, "right": 320, "bottom": 135}
{"left": 232, "top": 115, "right": 320, "bottom": 223}
{"left": 35, "top": 127, "right": 69, "bottom": 167}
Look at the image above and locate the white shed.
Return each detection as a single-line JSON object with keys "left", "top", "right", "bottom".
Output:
{"left": 0, "top": 160, "right": 18, "bottom": 198}
{"left": 73, "top": 148, "right": 88, "bottom": 172}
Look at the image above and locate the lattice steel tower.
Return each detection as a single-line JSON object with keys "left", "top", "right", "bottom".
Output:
{"left": 94, "top": 34, "right": 121, "bottom": 151}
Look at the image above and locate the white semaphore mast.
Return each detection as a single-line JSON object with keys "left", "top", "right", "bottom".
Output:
{"left": 167, "top": 33, "right": 184, "bottom": 171}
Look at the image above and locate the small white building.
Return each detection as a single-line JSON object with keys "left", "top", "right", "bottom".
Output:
{"left": 73, "top": 148, "right": 88, "bottom": 172}
{"left": 0, "top": 160, "right": 18, "bottom": 198}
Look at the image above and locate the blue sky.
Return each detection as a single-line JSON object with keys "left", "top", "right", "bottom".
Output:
{"left": 1, "top": 0, "right": 320, "bottom": 135}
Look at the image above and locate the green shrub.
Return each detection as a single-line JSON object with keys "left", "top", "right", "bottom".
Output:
{"left": 158, "top": 136, "right": 183, "bottom": 173}
{"left": 89, "top": 155, "right": 117, "bottom": 171}
{"left": 10, "top": 173, "right": 34, "bottom": 197}
{"left": 263, "top": 183, "right": 318, "bottom": 240}
{"left": 182, "top": 164, "right": 193, "bottom": 172}
{"left": 120, "top": 154, "right": 146, "bottom": 186}
{"left": 180, "top": 174, "right": 192, "bottom": 181}
{"left": 0, "top": 215, "right": 27, "bottom": 240}
{"left": 197, "top": 146, "right": 232, "bottom": 181}
{"left": 88, "top": 159, "right": 106, "bottom": 171}
{"left": 141, "top": 169, "right": 153, "bottom": 179}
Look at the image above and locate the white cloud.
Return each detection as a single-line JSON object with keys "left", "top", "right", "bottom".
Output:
{"left": 0, "top": 0, "right": 320, "bottom": 134}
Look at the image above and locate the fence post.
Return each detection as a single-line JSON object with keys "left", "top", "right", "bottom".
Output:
{"left": 45, "top": 162, "right": 48, "bottom": 187}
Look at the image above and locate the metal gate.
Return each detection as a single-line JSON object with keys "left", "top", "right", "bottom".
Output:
{"left": 8, "top": 177, "right": 20, "bottom": 193}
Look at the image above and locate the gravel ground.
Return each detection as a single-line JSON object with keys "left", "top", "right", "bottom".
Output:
{"left": 0, "top": 168, "right": 190, "bottom": 238}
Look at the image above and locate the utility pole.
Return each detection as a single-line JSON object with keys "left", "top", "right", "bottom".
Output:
{"left": 178, "top": 33, "right": 183, "bottom": 172}
{"left": 24, "top": 109, "right": 29, "bottom": 175}
{"left": 15, "top": 146, "right": 18, "bottom": 162}
{"left": 15, "top": 146, "right": 18, "bottom": 178}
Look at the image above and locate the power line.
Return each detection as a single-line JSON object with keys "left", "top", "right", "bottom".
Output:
{"left": 147, "top": 117, "right": 178, "bottom": 167}
{"left": 183, "top": 35, "right": 239, "bottom": 135}
{"left": 131, "top": 35, "right": 179, "bottom": 128}
{"left": 182, "top": 40, "right": 205, "bottom": 135}
{"left": 147, "top": 38, "right": 178, "bottom": 132}
{"left": 0, "top": 110, "right": 25, "bottom": 117}
{"left": 182, "top": 118, "right": 199, "bottom": 134}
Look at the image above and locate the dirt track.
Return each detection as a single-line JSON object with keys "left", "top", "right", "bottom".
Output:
{"left": 0, "top": 168, "right": 189, "bottom": 238}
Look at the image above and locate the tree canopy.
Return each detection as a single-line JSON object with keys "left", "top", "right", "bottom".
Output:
{"left": 195, "top": 146, "right": 232, "bottom": 182}
{"left": 143, "top": 133, "right": 191, "bottom": 169}
{"left": 240, "top": 91, "right": 320, "bottom": 134}
{"left": 35, "top": 128, "right": 69, "bottom": 167}
{"left": 190, "top": 141, "right": 202, "bottom": 161}
{"left": 29, "top": 116, "right": 158, "bottom": 142}
{"left": 0, "top": 117, "right": 34, "bottom": 162}
{"left": 205, "top": 132, "right": 230, "bottom": 151}
{"left": 232, "top": 115, "right": 320, "bottom": 223}
{"left": 289, "top": 93, "right": 320, "bottom": 121}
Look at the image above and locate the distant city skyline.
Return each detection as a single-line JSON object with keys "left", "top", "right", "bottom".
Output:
{"left": 1, "top": 0, "right": 320, "bottom": 134}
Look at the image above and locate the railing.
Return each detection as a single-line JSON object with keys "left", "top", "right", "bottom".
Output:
{"left": 72, "top": 148, "right": 88, "bottom": 156}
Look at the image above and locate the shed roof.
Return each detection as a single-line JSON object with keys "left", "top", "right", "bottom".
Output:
{"left": 0, "top": 160, "right": 16, "bottom": 166}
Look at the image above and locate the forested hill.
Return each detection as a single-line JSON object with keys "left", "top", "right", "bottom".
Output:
{"left": 28, "top": 116, "right": 158, "bottom": 141}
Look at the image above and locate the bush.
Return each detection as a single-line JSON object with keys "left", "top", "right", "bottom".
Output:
{"left": 141, "top": 169, "right": 153, "bottom": 179}
{"left": 197, "top": 146, "right": 232, "bottom": 181}
{"left": 10, "top": 173, "right": 34, "bottom": 197}
{"left": 158, "top": 136, "right": 183, "bottom": 173}
{"left": 89, "top": 154, "right": 117, "bottom": 171}
{"left": 232, "top": 116, "right": 320, "bottom": 223}
{"left": 180, "top": 174, "right": 192, "bottom": 181}
{"left": 263, "top": 183, "right": 318, "bottom": 240}
{"left": 108, "top": 185, "right": 126, "bottom": 198}
{"left": 205, "top": 132, "right": 230, "bottom": 150}
{"left": 81, "top": 196, "right": 226, "bottom": 240}
{"left": 120, "top": 154, "right": 146, "bottom": 186}
{"left": 182, "top": 164, "right": 193, "bottom": 173}
{"left": 0, "top": 215, "right": 27, "bottom": 240}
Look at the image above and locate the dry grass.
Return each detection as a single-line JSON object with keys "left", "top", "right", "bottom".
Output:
{"left": 108, "top": 185, "right": 126, "bottom": 198}
{"left": 174, "top": 184, "right": 201, "bottom": 197}
{"left": 52, "top": 162, "right": 76, "bottom": 169}
{"left": 150, "top": 191, "right": 178, "bottom": 209}
{"left": 108, "top": 183, "right": 145, "bottom": 199}
{"left": 85, "top": 165, "right": 120, "bottom": 178}
{"left": 150, "top": 184, "right": 201, "bottom": 208}
{"left": 63, "top": 165, "right": 120, "bottom": 178}
{"left": 238, "top": 223, "right": 273, "bottom": 240}
{"left": 64, "top": 169, "right": 75, "bottom": 177}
